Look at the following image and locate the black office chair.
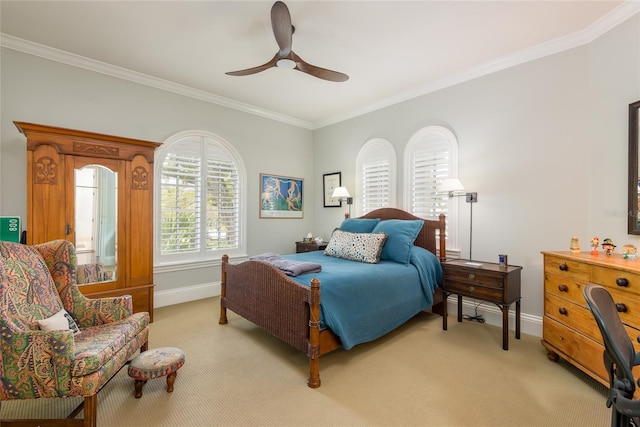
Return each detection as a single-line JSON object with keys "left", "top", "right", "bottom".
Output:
{"left": 584, "top": 284, "right": 640, "bottom": 427}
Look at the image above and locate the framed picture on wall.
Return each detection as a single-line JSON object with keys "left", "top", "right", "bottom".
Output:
{"left": 323, "top": 172, "right": 342, "bottom": 208}
{"left": 260, "top": 173, "right": 304, "bottom": 219}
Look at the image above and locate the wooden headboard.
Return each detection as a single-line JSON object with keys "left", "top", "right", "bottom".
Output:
{"left": 359, "top": 208, "right": 446, "bottom": 262}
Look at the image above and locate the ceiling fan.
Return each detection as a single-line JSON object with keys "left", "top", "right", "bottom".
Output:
{"left": 226, "top": 1, "right": 349, "bottom": 82}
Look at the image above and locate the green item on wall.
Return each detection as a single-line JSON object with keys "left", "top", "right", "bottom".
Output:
{"left": 0, "top": 217, "right": 21, "bottom": 242}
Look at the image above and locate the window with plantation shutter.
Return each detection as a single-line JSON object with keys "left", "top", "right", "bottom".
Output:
{"left": 404, "top": 126, "right": 460, "bottom": 253}
{"left": 356, "top": 138, "right": 396, "bottom": 216}
{"left": 156, "top": 131, "right": 245, "bottom": 264}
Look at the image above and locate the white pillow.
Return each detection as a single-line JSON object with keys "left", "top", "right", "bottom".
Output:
{"left": 37, "top": 309, "right": 80, "bottom": 334}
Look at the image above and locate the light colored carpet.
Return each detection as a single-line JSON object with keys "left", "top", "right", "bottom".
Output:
{"left": 2, "top": 297, "right": 609, "bottom": 426}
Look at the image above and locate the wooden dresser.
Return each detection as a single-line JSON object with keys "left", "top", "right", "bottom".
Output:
{"left": 542, "top": 251, "right": 640, "bottom": 390}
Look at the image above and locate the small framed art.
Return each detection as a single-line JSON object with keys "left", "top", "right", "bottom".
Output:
{"left": 323, "top": 172, "right": 342, "bottom": 208}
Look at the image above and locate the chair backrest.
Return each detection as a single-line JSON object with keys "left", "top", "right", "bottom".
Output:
{"left": 0, "top": 241, "right": 64, "bottom": 332}
{"left": 583, "top": 284, "right": 636, "bottom": 395}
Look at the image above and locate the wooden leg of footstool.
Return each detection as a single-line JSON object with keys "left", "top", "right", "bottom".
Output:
{"left": 134, "top": 379, "right": 147, "bottom": 398}
{"left": 166, "top": 371, "right": 177, "bottom": 393}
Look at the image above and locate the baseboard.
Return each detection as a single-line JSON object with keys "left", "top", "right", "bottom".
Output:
{"left": 155, "top": 282, "right": 221, "bottom": 308}
{"left": 154, "top": 282, "right": 543, "bottom": 338}
{"left": 447, "top": 297, "right": 543, "bottom": 338}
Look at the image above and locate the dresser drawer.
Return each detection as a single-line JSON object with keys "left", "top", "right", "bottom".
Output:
{"left": 592, "top": 266, "right": 640, "bottom": 297}
{"left": 443, "top": 268, "right": 504, "bottom": 289}
{"left": 544, "top": 292, "right": 601, "bottom": 342}
{"left": 544, "top": 273, "right": 587, "bottom": 305}
{"left": 543, "top": 316, "right": 607, "bottom": 381}
{"left": 544, "top": 255, "right": 590, "bottom": 282}
{"left": 443, "top": 279, "right": 503, "bottom": 301}
{"left": 604, "top": 287, "right": 640, "bottom": 330}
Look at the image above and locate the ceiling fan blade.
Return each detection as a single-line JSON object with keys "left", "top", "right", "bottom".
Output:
{"left": 292, "top": 52, "right": 349, "bottom": 82}
{"left": 225, "top": 53, "right": 279, "bottom": 77}
{"left": 271, "top": 1, "right": 292, "bottom": 57}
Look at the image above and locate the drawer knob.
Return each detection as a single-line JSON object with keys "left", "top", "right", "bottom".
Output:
{"left": 468, "top": 286, "right": 475, "bottom": 293}
{"left": 468, "top": 273, "right": 475, "bottom": 280}
{"left": 616, "top": 278, "right": 629, "bottom": 287}
{"left": 558, "top": 284, "right": 569, "bottom": 292}
{"left": 616, "top": 303, "right": 628, "bottom": 313}
{"left": 559, "top": 263, "right": 569, "bottom": 271}
{"left": 559, "top": 307, "right": 568, "bottom": 316}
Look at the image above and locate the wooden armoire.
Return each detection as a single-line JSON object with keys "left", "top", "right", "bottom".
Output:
{"left": 16, "top": 121, "right": 160, "bottom": 320}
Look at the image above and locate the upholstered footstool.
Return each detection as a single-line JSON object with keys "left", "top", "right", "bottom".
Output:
{"left": 128, "top": 347, "right": 185, "bottom": 398}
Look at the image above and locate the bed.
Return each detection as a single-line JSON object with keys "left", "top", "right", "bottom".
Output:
{"left": 218, "top": 208, "right": 446, "bottom": 388}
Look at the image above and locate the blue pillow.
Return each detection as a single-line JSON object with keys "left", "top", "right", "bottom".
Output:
{"left": 339, "top": 218, "right": 381, "bottom": 233}
{"left": 372, "top": 219, "right": 424, "bottom": 264}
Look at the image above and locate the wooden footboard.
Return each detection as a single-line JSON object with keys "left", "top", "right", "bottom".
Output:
{"left": 219, "top": 254, "right": 325, "bottom": 387}
{"left": 219, "top": 208, "right": 446, "bottom": 388}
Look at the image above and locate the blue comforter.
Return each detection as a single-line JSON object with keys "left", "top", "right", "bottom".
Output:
{"left": 284, "top": 246, "right": 442, "bottom": 350}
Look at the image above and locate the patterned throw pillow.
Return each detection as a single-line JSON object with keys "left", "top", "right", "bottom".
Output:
{"left": 324, "top": 229, "right": 388, "bottom": 264}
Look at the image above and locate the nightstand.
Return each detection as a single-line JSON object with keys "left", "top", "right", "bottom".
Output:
{"left": 295, "top": 241, "right": 328, "bottom": 253}
{"left": 442, "top": 259, "right": 523, "bottom": 350}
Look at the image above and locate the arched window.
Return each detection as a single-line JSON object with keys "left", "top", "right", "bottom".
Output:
{"left": 356, "top": 138, "right": 396, "bottom": 216}
{"left": 155, "top": 130, "right": 246, "bottom": 264}
{"left": 404, "top": 126, "right": 460, "bottom": 252}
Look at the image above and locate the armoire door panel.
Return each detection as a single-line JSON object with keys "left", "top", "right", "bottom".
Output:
{"left": 28, "top": 144, "right": 66, "bottom": 244}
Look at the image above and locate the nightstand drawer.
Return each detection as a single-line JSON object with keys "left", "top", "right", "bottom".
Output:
{"left": 443, "top": 279, "right": 503, "bottom": 301}
{"left": 442, "top": 268, "right": 504, "bottom": 289}
{"left": 295, "top": 241, "right": 327, "bottom": 253}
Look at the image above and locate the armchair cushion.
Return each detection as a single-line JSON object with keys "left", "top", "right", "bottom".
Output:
{"left": 72, "top": 312, "right": 149, "bottom": 377}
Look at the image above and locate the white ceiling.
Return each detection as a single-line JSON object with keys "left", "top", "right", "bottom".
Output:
{"left": 1, "top": 1, "right": 637, "bottom": 129}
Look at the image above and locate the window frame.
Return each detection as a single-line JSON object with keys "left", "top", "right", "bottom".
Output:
{"left": 403, "top": 125, "right": 460, "bottom": 254}
{"left": 154, "top": 130, "right": 247, "bottom": 267}
{"left": 355, "top": 138, "right": 397, "bottom": 216}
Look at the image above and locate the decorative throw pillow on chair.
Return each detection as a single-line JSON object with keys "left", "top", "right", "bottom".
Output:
{"left": 37, "top": 309, "right": 81, "bottom": 334}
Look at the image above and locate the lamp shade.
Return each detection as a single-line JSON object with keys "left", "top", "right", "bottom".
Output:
{"left": 439, "top": 178, "right": 465, "bottom": 193}
{"left": 331, "top": 186, "right": 351, "bottom": 198}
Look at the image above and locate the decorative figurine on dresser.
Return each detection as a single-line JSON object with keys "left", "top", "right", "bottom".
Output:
{"left": 541, "top": 247, "right": 640, "bottom": 397}
{"left": 622, "top": 244, "right": 637, "bottom": 260}
{"left": 602, "top": 238, "right": 616, "bottom": 255}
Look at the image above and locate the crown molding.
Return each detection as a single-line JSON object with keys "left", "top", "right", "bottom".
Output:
{"left": 1, "top": 1, "right": 638, "bottom": 131}
{"left": 0, "top": 34, "right": 314, "bottom": 130}
{"left": 313, "top": 1, "right": 640, "bottom": 129}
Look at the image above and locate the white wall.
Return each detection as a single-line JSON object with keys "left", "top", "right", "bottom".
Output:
{"left": 0, "top": 48, "right": 315, "bottom": 302}
{"left": 313, "top": 14, "right": 640, "bottom": 334}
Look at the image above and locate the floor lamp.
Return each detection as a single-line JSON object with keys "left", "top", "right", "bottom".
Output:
{"left": 439, "top": 178, "right": 478, "bottom": 260}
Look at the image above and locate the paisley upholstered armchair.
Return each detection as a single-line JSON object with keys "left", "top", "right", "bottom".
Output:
{"left": 0, "top": 240, "right": 149, "bottom": 427}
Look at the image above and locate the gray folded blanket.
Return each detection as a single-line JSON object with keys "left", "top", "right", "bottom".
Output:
{"left": 250, "top": 253, "right": 322, "bottom": 277}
